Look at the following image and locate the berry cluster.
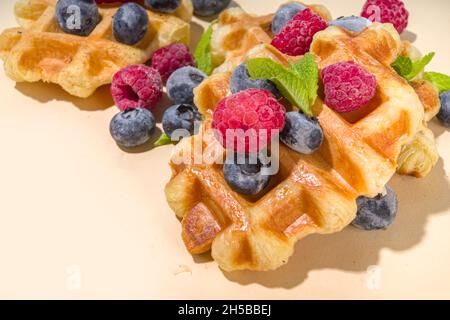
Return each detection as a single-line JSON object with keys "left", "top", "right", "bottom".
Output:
{"left": 109, "top": 42, "right": 206, "bottom": 147}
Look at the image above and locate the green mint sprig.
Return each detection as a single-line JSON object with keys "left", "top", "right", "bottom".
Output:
{"left": 246, "top": 53, "right": 319, "bottom": 117}
{"left": 154, "top": 133, "right": 173, "bottom": 147}
{"left": 391, "top": 52, "right": 435, "bottom": 81}
{"left": 194, "top": 21, "right": 217, "bottom": 76}
{"left": 424, "top": 72, "right": 450, "bottom": 93}
{"left": 289, "top": 53, "right": 319, "bottom": 107}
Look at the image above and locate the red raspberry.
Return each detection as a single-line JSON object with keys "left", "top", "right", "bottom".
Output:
{"left": 111, "top": 65, "right": 163, "bottom": 111}
{"left": 321, "top": 62, "right": 377, "bottom": 113}
{"left": 271, "top": 9, "right": 328, "bottom": 56}
{"left": 212, "top": 89, "right": 286, "bottom": 154}
{"left": 361, "top": 0, "right": 409, "bottom": 34}
{"left": 151, "top": 43, "right": 196, "bottom": 82}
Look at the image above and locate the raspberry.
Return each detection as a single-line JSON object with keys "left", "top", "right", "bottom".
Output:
{"left": 321, "top": 62, "right": 377, "bottom": 113}
{"left": 151, "top": 43, "right": 196, "bottom": 82}
{"left": 212, "top": 89, "right": 286, "bottom": 154}
{"left": 271, "top": 9, "right": 328, "bottom": 56}
{"left": 361, "top": 0, "right": 409, "bottom": 34}
{"left": 111, "top": 65, "right": 163, "bottom": 111}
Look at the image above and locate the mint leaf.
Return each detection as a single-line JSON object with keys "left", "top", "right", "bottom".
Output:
{"left": 247, "top": 58, "right": 312, "bottom": 116}
{"left": 392, "top": 55, "right": 412, "bottom": 77}
{"left": 289, "top": 53, "right": 319, "bottom": 107}
{"left": 392, "top": 52, "right": 435, "bottom": 81}
{"left": 424, "top": 72, "right": 450, "bottom": 93}
{"left": 405, "top": 52, "right": 435, "bottom": 80}
{"left": 154, "top": 133, "right": 173, "bottom": 147}
{"left": 194, "top": 21, "right": 216, "bottom": 75}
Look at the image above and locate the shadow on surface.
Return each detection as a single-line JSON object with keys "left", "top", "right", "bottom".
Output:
{"left": 190, "top": 21, "right": 205, "bottom": 53}
{"left": 222, "top": 159, "right": 450, "bottom": 288}
{"left": 401, "top": 30, "right": 418, "bottom": 43}
{"left": 15, "top": 82, "right": 114, "bottom": 111}
{"left": 429, "top": 118, "right": 447, "bottom": 138}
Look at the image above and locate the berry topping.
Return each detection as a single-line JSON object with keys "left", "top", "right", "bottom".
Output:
{"left": 437, "top": 91, "right": 450, "bottom": 127}
{"left": 162, "top": 104, "right": 202, "bottom": 139}
{"left": 151, "top": 43, "right": 196, "bottom": 82}
{"left": 321, "top": 61, "right": 377, "bottom": 113}
{"left": 166, "top": 66, "right": 207, "bottom": 105}
{"left": 223, "top": 155, "right": 272, "bottom": 196}
{"left": 113, "top": 3, "right": 149, "bottom": 45}
{"left": 230, "top": 62, "right": 280, "bottom": 97}
{"left": 271, "top": 8, "right": 328, "bottom": 56}
{"left": 281, "top": 112, "right": 324, "bottom": 154}
{"left": 271, "top": 2, "right": 306, "bottom": 35}
{"left": 111, "top": 65, "right": 163, "bottom": 111}
{"left": 361, "top": 0, "right": 409, "bottom": 34}
{"left": 192, "top": 0, "right": 231, "bottom": 17}
{"left": 352, "top": 186, "right": 398, "bottom": 230}
{"left": 56, "top": 0, "right": 101, "bottom": 37}
{"left": 110, "top": 108, "right": 156, "bottom": 147}
{"left": 144, "top": 0, "right": 182, "bottom": 14}
{"left": 329, "top": 16, "right": 372, "bottom": 33}
{"left": 212, "top": 88, "right": 286, "bottom": 154}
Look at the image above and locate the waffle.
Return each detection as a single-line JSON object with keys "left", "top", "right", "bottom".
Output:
{"left": 0, "top": 0, "right": 193, "bottom": 97}
{"left": 165, "top": 6, "right": 440, "bottom": 271}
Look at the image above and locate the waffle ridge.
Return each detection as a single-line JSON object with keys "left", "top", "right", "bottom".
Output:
{"left": 167, "top": 4, "right": 439, "bottom": 271}
{"left": 0, "top": 0, "right": 193, "bottom": 97}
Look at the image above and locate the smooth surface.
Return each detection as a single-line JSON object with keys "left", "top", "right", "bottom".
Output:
{"left": 0, "top": 0, "right": 449, "bottom": 299}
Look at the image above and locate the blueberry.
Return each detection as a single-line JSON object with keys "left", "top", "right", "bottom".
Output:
{"left": 162, "top": 104, "right": 202, "bottom": 139}
{"left": 113, "top": 3, "right": 149, "bottom": 45}
{"left": 230, "top": 63, "right": 280, "bottom": 97}
{"left": 223, "top": 155, "right": 271, "bottom": 196}
{"left": 192, "top": 0, "right": 232, "bottom": 17}
{"left": 55, "top": 0, "right": 100, "bottom": 36}
{"left": 329, "top": 16, "right": 372, "bottom": 33}
{"left": 271, "top": 2, "right": 306, "bottom": 35}
{"left": 144, "top": 0, "right": 181, "bottom": 13}
{"left": 110, "top": 108, "right": 156, "bottom": 147}
{"left": 166, "top": 66, "right": 207, "bottom": 105}
{"left": 437, "top": 91, "right": 450, "bottom": 127}
{"left": 352, "top": 186, "right": 398, "bottom": 230}
{"left": 280, "top": 112, "right": 324, "bottom": 154}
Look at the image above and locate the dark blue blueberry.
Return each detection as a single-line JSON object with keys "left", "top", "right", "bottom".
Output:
{"left": 55, "top": 0, "right": 100, "bottom": 36}
{"left": 329, "top": 16, "right": 372, "bottom": 33}
{"left": 437, "top": 91, "right": 450, "bottom": 127}
{"left": 113, "top": 3, "right": 149, "bottom": 45}
{"left": 110, "top": 108, "right": 156, "bottom": 147}
{"left": 223, "top": 155, "right": 271, "bottom": 196}
{"left": 271, "top": 2, "right": 306, "bottom": 35}
{"left": 192, "top": 0, "right": 232, "bottom": 17}
{"left": 230, "top": 62, "right": 280, "bottom": 97}
{"left": 144, "top": 0, "right": 182, "bottom": 13}
{"left": 352, "top": 186, "right": 398, "bottom": 231}
{"left": 166, "top": 66, "right": 207, "bottom": 105}
{"left": 162, "top": 104, "right": 202, "bottom": 139}
{"left": 280, "top": 112, "right": 324, "bottom": 154}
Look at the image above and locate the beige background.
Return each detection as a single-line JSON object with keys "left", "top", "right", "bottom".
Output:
{"left": 0, "top": 0, "right": 449, "bottom": 299}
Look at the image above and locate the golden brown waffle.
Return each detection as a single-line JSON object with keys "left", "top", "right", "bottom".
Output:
{"left": 0, "top": 0, "right": 192, "bottom": 97}
{"left": 165, "top": 6, "right": 440, "bottom": 271}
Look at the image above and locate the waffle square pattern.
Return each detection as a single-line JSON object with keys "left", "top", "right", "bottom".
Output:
{"left": 165, "top": 6, "right": 439, "bottom": 271}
